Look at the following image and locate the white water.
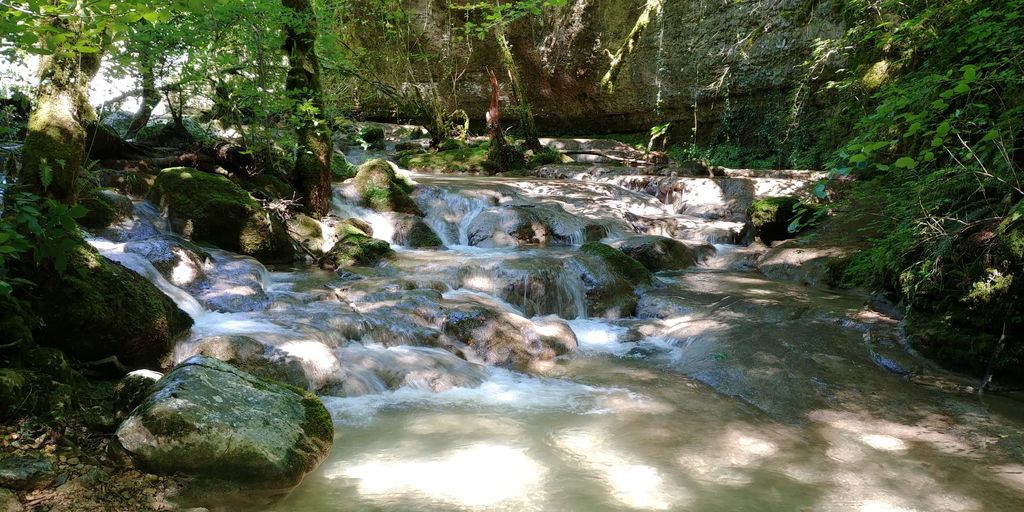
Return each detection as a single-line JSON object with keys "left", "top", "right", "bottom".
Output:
{"left": 88, "top": 164, "right": 1024, "bottom": 512}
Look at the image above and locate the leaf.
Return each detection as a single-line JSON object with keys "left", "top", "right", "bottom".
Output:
{"left": 894, "top": 157, "right": 917, "bottom": 169}
{"left": 953, "top": 82, "right": 970, "bottom": 94}
{"left": 849, "top": 154, "right": 867, "bottom": 163}
{"left": 982, "top": 129, "right": 1000, "bottom": 142}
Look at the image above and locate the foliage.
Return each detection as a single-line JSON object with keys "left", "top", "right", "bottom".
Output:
{"left": 0, "top": 186, "right": 87, "bottom": 296}
{"left": 824, "top": 0, "right": 1024, "bottom": 376}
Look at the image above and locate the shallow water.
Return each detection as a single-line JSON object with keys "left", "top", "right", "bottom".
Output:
{"left": 94, "top": 169, "right": 1024, "bottom": 511}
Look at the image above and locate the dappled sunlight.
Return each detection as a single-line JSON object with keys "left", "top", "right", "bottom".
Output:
{"left": 327, "top": 444, "right": 547, "bottom": 509}
{"left": 554, "top": 429, "right": 689, "bottom": 510}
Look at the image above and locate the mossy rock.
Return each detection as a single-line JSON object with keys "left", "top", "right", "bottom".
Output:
{"left": 148, "top": 167, "right": 294, "bottom": 262}
{"left": 96, "top": 168, "right": 151, "bottom": 198}
{"left": 527, "top": 147, "right": 565, "bottom": 168}
{"left": 245, "top": 173, "right": 296, "bottom": 201}
{"left": 393, "top": 214, "right": 443, "bottom": 248}
{"left": 0, "top": 295, "right": 34, "bottom": 348}
{"left": 287, "top": 214, "right": 325, "bottom": 256}
{"left": 747, "top": 197, "right": 800, "bottom": 245}
{"left": 612, "top": 235, "right": 712, "bottom": 272}
{"left": 319, "top": 233, "right": 393, "bottom": 269}
{"left": 580, "top": 242, "right": 652, "bottom": 285}
{"left": 398, "top": 143, "right": 489, "bottom": 174}
{"left": 336, "top": 217, "right": 372, "bottom": 238}
{"left": 24, "top": 244, "right": 193, "bottom": 369}
{"left": 358, "top": 125, "right": 386, "bottom": 148}
{"left": 352, "top": 159, "right": 421, "bottom": 214}
{"left": 78, "top": 188, "right": 133, "bottom": 229}
{"left": 116, "top": 356, "right": 333, "bottom": 491}
{"left": 331, "top": 155, "right": 355, "bottom": 181}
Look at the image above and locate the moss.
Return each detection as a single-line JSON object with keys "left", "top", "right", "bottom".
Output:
{"left": 748, "top": 197, "right": 801, "bottom": 245}
{"left": 290, "top": 214, "right": 323, "bottom": 239}
{"left": 359, "top": 125, "right": 385, "bottom": 144}
{"left": 148, "top": 167, "right": 294, "bottom": 262}
{"left": 245, "top": 174, "right": 296, "bottom": 201}
{"left": 298, "top": 391, "right": 334, "bottom": 443}
{"left": 398, "top": 143, "right": 489, "bottom": 174}
{"left": 0, "top": 295, "right": 34, "bottom": 348}
{"left": 77, "top": 188, "right": 131, "bottom": 229}
{"left": 331, "top": 155, "right": 355, "bottom": 181}
{"left": 405, "top": 221, "right": 443, "bottom": 248}
{"left": 527, "top": 147, "right": 564, "bottom": 168}
{"left": 862, "top": 60, "right": 892, "bottom": 91}
{"left": 580, "top": 242, "right": 652, "bottom": 285}
{"left": 24, "top": 244, "right": 193, "bottom": 368}
{"left": 352, "top": 159, "right": 421, "bottom": 214}
{"left": 319, "top": 232, "right": 394, "bottom": 269}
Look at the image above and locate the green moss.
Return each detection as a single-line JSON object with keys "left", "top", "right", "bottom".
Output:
{"left": 331, "top": 155, "right": 355, "bottom": 181}
{"left": 748, "top": 197, "right": 800, "bottom": 245}
{"left": 77, "top": 188, "right": 131, "bottom": 229}
{"left": 580, "top": 242, "right": 652, "bottom": 285}
{"left": 148, "top": 167, "right": 294, "bottom": 262}
{"left": 299, "top": 391, "right": 334, "bottom": 443}
{"left": 406, "top": 221, "right": 443, "bottom": 248}
{"left": 352, "top": 159, "right": 420, "bottom": 214}
{"left": 25, "top": 244, "right": 193, "bottom": 368}
{"left": 527, "top": 147, "right": 564, "bottom": 168}
{"left": 398, "top": 143, "right": 489, "bottom": 174}
{"left": 359, "top": 125, "right": 385, "bottom": 145}
{"left": 320, "top": 232, "right": 394, "bottom": 269}
{"left": 245, "top": 174, "right": 296, "bottom": 201}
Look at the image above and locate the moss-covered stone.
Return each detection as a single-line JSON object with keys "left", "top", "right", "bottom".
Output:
{"left": 116, "top": 356, "right": 333, "bottom": 491}
{"left": 78, "top": 188, "right": 133, "bottom": 229}
{"left": 580, "top": 242, "right": 652, "bottom": 285}
{"left": 358, "top": 125, "right": 385, "bottom": 148}
{"left": 352, "top": 159, "right": 421, "bottom": 214}
{"left": 148, "top": 167, "right": 294, "bottom": 262}
{"left": 393, "top": 215, "right": 443, "bottom": 248}
{"left": 24, "top": 244, "right": 193, "bottom": 369}
{"left": 748, "top": 196, "right": 800, "bottom": 245}
{"left": 398, "top": 143, "right": 490, "bottom": 174}
{"left": 244, "top": 173, "right": 296, "bottom": 201}
{"left": 319, "top": 232, "right": 394, "bottom": 269}
{"left": 331, "top": 155, "right": 355, "bottom": 181}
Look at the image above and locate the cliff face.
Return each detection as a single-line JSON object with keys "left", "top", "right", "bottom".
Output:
{"left": 357, "top": 0, "right": 851, "bottom": 165}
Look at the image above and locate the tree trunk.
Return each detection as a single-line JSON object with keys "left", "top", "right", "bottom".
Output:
{"left": 283, "top": 0, "right": 332, "bottom": 216}
{"left": 20, "top": 16, "right": 102, "bottom": 204}
{"left": 126, "top": 60, "right": 161, "bottom": 138}
{"left": 495, "top": 27, "right": 540, "bottom": 151}
{"left": 485, "top": 70, "right": 523, "bottom": 173}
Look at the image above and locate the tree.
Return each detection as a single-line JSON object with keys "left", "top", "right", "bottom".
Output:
{"left": 283, "top": 0, "right": 332, "bottom": 216}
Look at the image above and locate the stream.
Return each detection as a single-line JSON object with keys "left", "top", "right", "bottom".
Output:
{"left": 88, "top": 149, "right": 1024, "bottom": 511}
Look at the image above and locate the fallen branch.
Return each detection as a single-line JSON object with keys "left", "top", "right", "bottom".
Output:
{"left": 600, "top": 0, "right": 664, "bottom": 93}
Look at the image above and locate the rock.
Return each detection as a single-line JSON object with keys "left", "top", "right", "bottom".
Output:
{"left": 124, "top": 237, "right": 210, "bottom": 287}
{"left": 336, "top": 217, "right": 373, "bottom": 238}
{"left": 393, "top": 214, "right": 443, "bottom": 248}
{"left": 747, "top": 196, "right": 800, "bottom": 245}
{"left": 181, "top": 335, "right": 309, "bottom": 389}
{"left": 78, "top": 188, "right": 134, "bottom": 229}
{"left": 26, "top": 244, "right": 193, "bottom": 368}
{"left": 113, "top": 369, "right": 163, "bottom": 420}
{"left": 358, "top": 125, "right": 386, "bottom": 148}
{"left": 0, "top": 455, "right": 56, "bottom": 490}
{"left": 441, "top": 303, "right": 577, "bottom": 369}
{"left": 580, "top": 242, "right": 651, "bottom": 285}
{"left": 85, "top": 122, "right": 126, "bottom": 160}
{"left": 351, "top": 159, "right": 420, "bottom": 214}
{"left": 467, "top": 206, "right": 550, "bottom": 247}
{"left": 319, "top": 232, "right": 393, "bottom": 269}
{"left": 244, "top": 174, "right": 296, "bottom": 202}
{"left": 287, "top": 214, "right": 325, "bottom": 256}
{"left": 116, "top": 356, "right": 333, "bottom": 492}
{"left": 0, "top": 488, "right": 23, "bottom": 512}
{"left": 563, "top": 253, "right": 638, "bottom": 318}
{"left": 612, "top": 235, "right": 714, "bottom": 271}
{"left": 756, "top": 239, "right": 848, "bottom": 287}
{"left": 95, "top": 168, "right": 151, "bottom": 198}
{"left": 147, "top": 167, "right": 294, "bottom": 263}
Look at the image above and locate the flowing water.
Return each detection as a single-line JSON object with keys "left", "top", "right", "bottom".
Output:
{"left": 90, "top": 158, "right": 1024, "bottom": 511}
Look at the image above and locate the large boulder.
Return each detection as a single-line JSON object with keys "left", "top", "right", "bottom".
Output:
{"left": 441, "top": 303, "right": 577, "bottom": 369}
{"left": 393, "top": 214, "right": 443, "bottom": 248}
{"left": 351, "top": 159, "right": 420, "bottom": 214}
{"left": 123, "top": 236, "right": 210, "bottom": 287}
{"left": 319, "top": 219, "right": 393, "bottom": 269}
{"left": 467, "top": 206, "right": 551, "bottom": 247}
{"left": 147, "top": 167, "right": 294, "bottom": 262}
{"left": 180, "top": 335, "right": 309, "bottom": 389}
{"left": 612, "top": 235, "right": 713, "bottom": 272}
{"left": 26, "top": 244, "right": 193, "bottom": 368}
{"left": 78, "top": 188, "right": 134, "bottom": 230}
{"left": 115, "top": 356, "right": 333, "bottom": 492}
{"left": 563, "top": 253, "right": 638, "bottom": 318}
{"left": 0, "top": 454, "right": 56, "bottom": 490}
{"left": 580, "top": 242, "right": 651, "bottom": 285}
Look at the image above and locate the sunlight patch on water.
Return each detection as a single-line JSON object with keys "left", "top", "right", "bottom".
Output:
{"left": 553, "top": 429, "right": 687, "bottom": 510}
{"left": 327, "top": 443, "right": 546, "bottom": 510}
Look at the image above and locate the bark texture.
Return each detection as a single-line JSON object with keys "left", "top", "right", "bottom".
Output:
{"left": 283, "top": 0, "right": 332, "bottom": 216}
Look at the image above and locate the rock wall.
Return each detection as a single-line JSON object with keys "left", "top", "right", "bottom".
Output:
{"left": 356, "top": 0, "right": 850, "bottom": 163}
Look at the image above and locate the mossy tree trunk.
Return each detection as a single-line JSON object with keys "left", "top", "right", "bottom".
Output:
{"left": 485, "top": 70, "right": 523, "bottom": 173}
{"left": 495, "top": 27, "right": 540, "bottom": 152}
{"left": 283, "top": 0, "right": 332, "bottom": 216}
{"left": 20, "top": 16, "right": 103, "bottom": 204}
{"left": 600, "top": 0, "right": 664, "bottom": 94}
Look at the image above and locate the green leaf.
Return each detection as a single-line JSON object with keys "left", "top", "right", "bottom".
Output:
{"left": 981, "top": 129, "right": 1000, "bottom": 142}
{"left": 953, "top": 82, "right": 970, "bottom": 94}
{"left": 849, "top": 154, "right": 867, "bottom": 164}
{"left": 894, "top": 157, "right": 917, "bottom": 169}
